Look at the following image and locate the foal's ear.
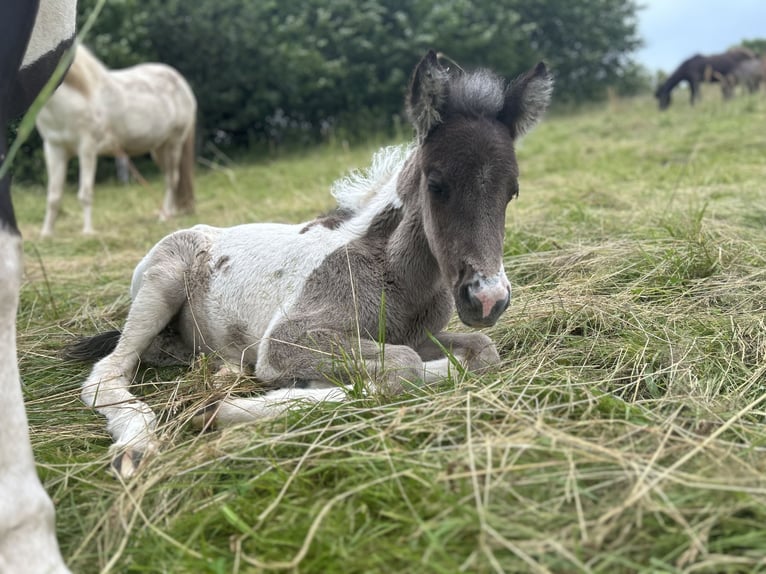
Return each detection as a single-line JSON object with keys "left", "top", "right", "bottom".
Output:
{"left": 407, "top": 50, "right": 450, "bottom": 140}
{"left": 499, "top": 62, "right": 553, "bottom": 140}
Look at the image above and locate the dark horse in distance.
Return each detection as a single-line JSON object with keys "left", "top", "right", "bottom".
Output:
{"left": 655, "top": 48, "right": 757, "bottom": 110}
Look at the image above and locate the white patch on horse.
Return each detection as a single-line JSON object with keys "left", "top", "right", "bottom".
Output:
{"left": 19, "top": 1, "right": 75, "bottom": 69}
{"left": 0, "top": 231, "right": 69, "bottom": 572}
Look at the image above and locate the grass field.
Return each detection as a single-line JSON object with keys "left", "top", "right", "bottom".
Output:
{"left": 13, "top": 86, "right": 766, "bottom": 573}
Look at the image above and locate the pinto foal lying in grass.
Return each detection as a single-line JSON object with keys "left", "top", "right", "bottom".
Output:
{"left": 69, "top": 51, "right": 553, "bottom": 478}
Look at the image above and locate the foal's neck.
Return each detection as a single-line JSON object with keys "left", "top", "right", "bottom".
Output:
{"left": 386, "top": 154, "right": 444, "bottom": 292}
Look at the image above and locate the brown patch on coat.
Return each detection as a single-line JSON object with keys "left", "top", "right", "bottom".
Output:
{"left": 299, "top": 208, "right": 353, "bottom": 234}
{"left": 214, "top": 255, "right": 230, "bottom": 272}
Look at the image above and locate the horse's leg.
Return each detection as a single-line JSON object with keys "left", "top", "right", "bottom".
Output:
{"left": 204, "top": 323, "right": 493, "bottom": 428}
{"left": 76, "top": 145, "right": 97, "bottom": 235}
{"left": 415, "top": 331, "right": 502, "bottom": 375}
{"left": 196, "top": 386, "right": 349, "bottom": 427}
{"left": 689, "top": 79, "right": 699, "bottom": 105}
{"left": 40, "top": 142, "right": 69, "bottom": 238}
{"left": 202, "top": 336, "right": 420, "bottom": 428}
{"left": 81, "top": 233, "right": 197, "bottom": 477}
{"left": 0, "top": 143, "right": 70, "bottom": 574}
{"left": 154, "top": 142, "right": 182, "bottom": 221}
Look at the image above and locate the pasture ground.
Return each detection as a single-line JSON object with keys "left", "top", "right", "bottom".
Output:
{"left": 14, "top": 86, "right": 766, "bottom": 573}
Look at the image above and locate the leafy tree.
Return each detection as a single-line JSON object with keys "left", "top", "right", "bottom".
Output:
{"left": 741, "top": 38, "right": 766, "bottom": 56}
{"left": 13, "top": 0, "right": 648, "bottom": 181}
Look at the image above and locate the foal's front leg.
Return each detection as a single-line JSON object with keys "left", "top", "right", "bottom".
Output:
{"left": 204, "top": 335, "right": 428, "bottom": 428}
{"left": 416, "top": 331, "right": 502, "bottom": 375}
{"left": 81, "top": 238, "right": 192, "bottom": 477}
{"left": 205, "top": 328, "right": 501, "bottom": 428}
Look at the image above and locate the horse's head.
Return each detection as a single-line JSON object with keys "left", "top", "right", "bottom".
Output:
{"left": 406, "top": 51, "right": 552, "bottom": 328}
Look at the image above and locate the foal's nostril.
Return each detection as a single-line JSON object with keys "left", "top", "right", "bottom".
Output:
{"left": 461, "top": 282, "right": 482, "bottom": 312}
{"left": 464, "top": 280, "right": 510, "bottom": 321}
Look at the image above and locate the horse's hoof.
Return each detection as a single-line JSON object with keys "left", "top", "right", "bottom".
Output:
{"left": 157, "top": 210, "right": 174, "bottom": 222}
{"left": 110, "top": 448, "right": 144, "bottom": 479}
{"left": 190, "top": 400, "right": 221, "bottom": 431}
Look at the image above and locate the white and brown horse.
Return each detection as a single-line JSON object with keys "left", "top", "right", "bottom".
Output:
{"left": 0, "top": 0, "right": 75, "bottom": 572}
{"left": 69, "top": 52, "right": 553, "bottom": 478}
{"left": 36, "top": 44, "right": 197, "bottom": 237}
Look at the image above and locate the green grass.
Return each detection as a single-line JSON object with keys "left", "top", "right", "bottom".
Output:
{"left": 14, "top": 87, "right": 766, "bottom": 573}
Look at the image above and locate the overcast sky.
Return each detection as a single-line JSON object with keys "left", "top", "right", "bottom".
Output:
{"left": 636, "top": 0, "right": 766, "bottom": 72}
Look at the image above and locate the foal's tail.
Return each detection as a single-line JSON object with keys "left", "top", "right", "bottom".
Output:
{"left": 63, "top": 330, "right": 121, "bottom": 362}
{"left": 174, "top": 123, "right": 196, "bottom": 215}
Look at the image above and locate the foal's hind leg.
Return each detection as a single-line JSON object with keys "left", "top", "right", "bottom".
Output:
{"left": 203, "top": 325, "right": 470, "bottom": 428}
{"left": 81, "top": 233, "right": 199, "bottom": 477}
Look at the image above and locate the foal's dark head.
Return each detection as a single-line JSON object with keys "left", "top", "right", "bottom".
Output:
{"left": 407, "top": 51, "right": 552, "bottom": 328}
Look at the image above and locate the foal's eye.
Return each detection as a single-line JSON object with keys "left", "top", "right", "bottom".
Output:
{"left": 427, "top": 174, "right": 448, "bottom": 201}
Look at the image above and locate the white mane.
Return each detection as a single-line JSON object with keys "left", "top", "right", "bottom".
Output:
{"left": 63, "top": 44, "right": 108, "bottom": 96}
{"left": 331, "top": 144, "right": 413, "bottom": 212}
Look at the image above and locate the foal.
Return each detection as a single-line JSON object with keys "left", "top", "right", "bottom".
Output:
{"left": 74, "top": 52, "right": 553, "bottom": 478}
{"left": 0, "top": 0, "right": 75, "bottom": 571}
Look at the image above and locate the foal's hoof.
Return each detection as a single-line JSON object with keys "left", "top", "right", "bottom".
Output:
{"left": 109, "top": 441, "right": 158, "bottom": 479}
{"left": 190, "top": 401, "right": 221, "bottom": 432}
{"left": 110, "top": 448, "right": 145, "bottom": 479}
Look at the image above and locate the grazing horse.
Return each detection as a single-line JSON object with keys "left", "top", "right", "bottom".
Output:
{"left": 654, "top": 48, "right": 757, "bottom": 110}
{"left": 36, "top": 44, "right": 197, "bottom": 237}
{"left": 0, "top": 0, "right": 75, "bottom": 572}
{"left": 70, "top": 51, "right": 553, "bottom": 478}
{"left": 730, "top": 56, "right": 765, "bottom": 94}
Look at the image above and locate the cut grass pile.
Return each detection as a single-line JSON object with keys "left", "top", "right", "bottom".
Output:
{"left": 13, "top": 88, "right": 766, "bottom": 573}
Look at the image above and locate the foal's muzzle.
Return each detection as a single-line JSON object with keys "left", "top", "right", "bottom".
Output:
{"left": 455, "top": 271, "right": 511, "bottom": 328}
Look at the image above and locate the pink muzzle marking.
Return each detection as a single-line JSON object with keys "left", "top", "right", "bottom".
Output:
{"left": 474, "top": 276, "right": 511, "bottom": 318}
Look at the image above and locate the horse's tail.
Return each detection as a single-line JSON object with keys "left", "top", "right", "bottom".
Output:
{"left": 174, "top": 122, "right": 196, "bottom": 214}
{"left": 62, "top": 330, "right": 121, "bottom": 362}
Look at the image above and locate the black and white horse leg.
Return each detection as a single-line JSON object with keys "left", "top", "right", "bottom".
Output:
{"left": 81, "top": 238, "right": 193, "bottom": 477}
{"left": 0, "top": 139, "right": 69, "bottom": 574}
{"left": 40, "top": 140, "right": 69, "bottom": 238}
{"left": 0, "top": 0, "right": 71, "bottom": 569}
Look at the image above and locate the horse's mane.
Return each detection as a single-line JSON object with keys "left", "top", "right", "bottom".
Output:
{"left": 63, "top": 43, "right": 107, "bottom": 98}
{"left": 330, "top": 69, "right": 509, "bottom": 214}
{"left": 446, "top": 69, "right": 506, "bottom": 118}
{"left": 331, "top": 144, "right": 413, "bottom": 213}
